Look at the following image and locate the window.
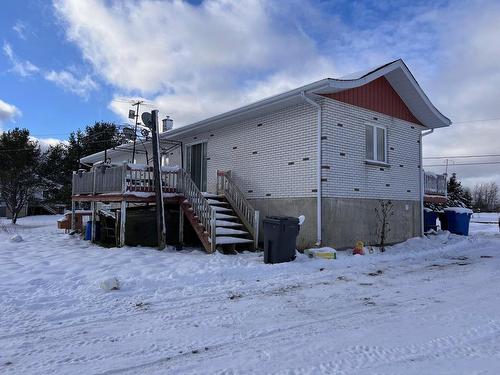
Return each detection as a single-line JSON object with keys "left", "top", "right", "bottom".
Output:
{"left": 365, "top": 123, "right": 387, "bottom": 163}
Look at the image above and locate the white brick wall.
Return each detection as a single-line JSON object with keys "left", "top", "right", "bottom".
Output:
{"left": 168, "top": 102, "right": 318, "bottom": 198}
{"left": 321, "top": 98, "right": 425, "bottom": 201}
{"left": 164, "top": 97, "right": 424, "bottom": 202}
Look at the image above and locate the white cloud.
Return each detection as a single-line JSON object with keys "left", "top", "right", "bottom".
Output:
{"left": 53, "top": 0, "right": 335, "bottom": 124}
{"left": 0, "top": 99, "right": 21, "bottom": 127}
{"left": 53, "top": 0, "right": 500, "bottom": 187}
{"left": 13, "top": 20, "right": 27, "bottom": 40}
{"left": 44, "top": 70, "right": 98, "bottom": 99}
{"left": 30, "top": 137, "right": 68, "bottom": 152}
{"left": 2, "top": 42, "right": 39, "bottom": 77}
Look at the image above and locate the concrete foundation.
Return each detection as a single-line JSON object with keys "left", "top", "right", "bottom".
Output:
{"left": 249, "top": 197, "right": 318, "bottom": 249}
{"left": 250, "top": 197, "right": 421, "bottom": 250}
{"left": 322, "top": 197, "right": 421, "bottom": 249}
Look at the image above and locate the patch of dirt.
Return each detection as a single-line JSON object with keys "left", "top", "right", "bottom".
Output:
{"left": 359, "top": 283, "right": 373, "bottom": 286}
{"left": 362, "top": 297, "right": 376, "bottom": 306}
{"left": 481, "top": 255, "right": 493, "bottom": 258}
{"left": 427, "top": 264, "right": 444, "bottom": 269}
{"left": 133, "top": 302, "right": 151, "bottom": 310}
{"left": 450, "top": 256, "right": 468, "bottom": 261}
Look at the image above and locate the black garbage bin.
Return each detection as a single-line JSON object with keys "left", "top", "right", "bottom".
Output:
{"left": 263, "top": 216, "right": 299, "bottom": 264}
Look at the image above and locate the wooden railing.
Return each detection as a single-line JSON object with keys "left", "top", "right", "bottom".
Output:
{"left": 216, "top": 170, "right": 259, "bottom": 249}
{"left": 177, "top": 168, "right": 216, "bottom": 252}
{"left": 424, "top": 171, "right": 447, "bottom": 196}
{"left": 72, "top": 163, "right": 179, "bottom": 195}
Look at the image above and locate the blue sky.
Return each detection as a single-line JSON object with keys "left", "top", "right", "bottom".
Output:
{"left": 0, "top": 0, "right": 116, "bottom": 141}
{"left": 1, "top": 0, "right": 499, "bottom": 186}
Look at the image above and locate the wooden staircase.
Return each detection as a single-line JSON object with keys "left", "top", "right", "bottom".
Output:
{"left": 177, "top": 170, "right": 259, "bottom": 253}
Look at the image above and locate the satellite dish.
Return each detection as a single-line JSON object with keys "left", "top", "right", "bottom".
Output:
{"left": 141, "top": 112, "right": 153, "bottom": 129}
{"left": 122, "top": 127, "right": 136, "bottom": 140}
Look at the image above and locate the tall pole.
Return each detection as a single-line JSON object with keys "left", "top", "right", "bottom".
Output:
{"left": 151, "top": 110, "right": 166, "bottom": 250}
{"left": 131, "top": 100, "right": 143, "bottom": 163}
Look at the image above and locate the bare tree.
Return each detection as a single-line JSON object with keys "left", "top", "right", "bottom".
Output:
{"left": 375, "top": 200, "right": 394, "bottom": 252}
{"left": 473, "top": 182, "right": 499, "bottom": 211}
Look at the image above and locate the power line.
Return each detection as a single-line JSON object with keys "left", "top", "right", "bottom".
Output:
{"left": 423, "top": 154, "right": 500, "bottom": 159}
{"left": 424, "top": 161, "right": 500, "bottom": 167}
{"left": 453, "top": 117, "right": 500, "bottom": 124}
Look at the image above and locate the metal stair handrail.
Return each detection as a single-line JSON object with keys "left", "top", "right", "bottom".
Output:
{"left": 177, "top": 168, "right": 216, "bottom": 252}
{"left": 216, "top": 170, "right": 259, "bottom": 249}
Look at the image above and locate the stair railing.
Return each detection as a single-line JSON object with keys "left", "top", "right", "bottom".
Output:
{"left": 177, "top": 168, "right": 216, "bottom": 253}
{"left": 217, "top": 170, "right": 259, "bottom": 249}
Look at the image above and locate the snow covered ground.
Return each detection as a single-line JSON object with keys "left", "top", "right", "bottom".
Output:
{"left": 1, "top": 215, "right": 499, "bottom": 374}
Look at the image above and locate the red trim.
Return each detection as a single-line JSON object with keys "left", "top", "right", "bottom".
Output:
{"left": 321, "top": 77, "right": 422, "bottom": 125}
{"left": 424, "top": 195, "right": 447, "bottom": 204}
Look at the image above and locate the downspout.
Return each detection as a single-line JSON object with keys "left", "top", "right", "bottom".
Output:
{"left": 420, "top": 128, "right": 434, "bottom": 236}
{"left": 300, "top": 92, "right": 322, "bottom": 246}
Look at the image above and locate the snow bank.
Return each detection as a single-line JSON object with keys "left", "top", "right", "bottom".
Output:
{"left": 2, "top": 215, "right": 500, "bottom": 374}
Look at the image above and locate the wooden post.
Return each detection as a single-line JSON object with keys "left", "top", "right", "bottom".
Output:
{"left": 178, "top": 208, "right": 184, "bottom": 246}
{"left": 122, "top": 161, "right": 128, "bottom": 193}
{"left": 92, "top": 167, "right": 97, "bottom": 195}
{"left": 119, "top": 200, "right": 126, "bottom": 247}
{"left": 210, "top": 206, "right": 217, "bottom": 253}
{"left": 71, "top": 200, "right": 76, "bottom": 231}
{"left": 151, "top": 110, "right": 166, "bottom": 250}
{"left": 91, "top": 201, "right": 96, "bottom": 242}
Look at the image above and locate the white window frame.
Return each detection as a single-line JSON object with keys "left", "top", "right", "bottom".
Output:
{"left": 365, "top": 122, "right": 388, "bottom": 164}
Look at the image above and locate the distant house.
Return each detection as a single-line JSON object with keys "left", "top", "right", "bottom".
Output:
{"left": 75, "top": 59, "right": 450, "bottom": 251}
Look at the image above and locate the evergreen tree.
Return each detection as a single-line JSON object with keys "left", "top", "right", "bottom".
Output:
{"left": 38, "top": 122, "right": 124, "bottom": 204}
{"left": 38, "top": 144, "right": 72, "bottom": 203}
{"left": 0, "top": 128, "right": 41, "bottom": 223}
{"left": 446, "top": 173, "right": 472, "bottom": 208}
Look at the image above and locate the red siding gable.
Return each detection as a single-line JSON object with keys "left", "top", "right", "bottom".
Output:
{"left": 321, "top": 76, "right": 422, "bottom": 125}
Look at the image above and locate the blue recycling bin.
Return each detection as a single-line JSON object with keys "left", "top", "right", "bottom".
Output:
{"left": 423, "top": 209, "right": 438, "bottom": 232}
{"left": 444, "top": 209, "right": 472, "bottom": 236}
{"left": 84, "top": 221, "right": 100, "bottom": 241}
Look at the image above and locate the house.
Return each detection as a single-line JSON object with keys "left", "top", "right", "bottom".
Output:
{"left": 74, "top": 59, "right": 450, "bottom": 251}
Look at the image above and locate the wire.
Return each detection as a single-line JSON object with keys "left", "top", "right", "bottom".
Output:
{"left": 424, "top": 161, "right": 500, "bottom": 167}
{"left": 453, "top": 117, "right": 500, "bottom": 124}
{"left": 423, "top": 154, "right": 500, "bottom": 159}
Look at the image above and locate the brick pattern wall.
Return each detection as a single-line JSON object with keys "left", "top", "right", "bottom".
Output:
{"left": 168, "top": 102, "right": 318, "bottom": 198}
{"left": 321, "top": 97, "right": 425, "bottom": 201}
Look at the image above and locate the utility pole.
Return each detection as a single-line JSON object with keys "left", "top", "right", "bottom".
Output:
{"left": 131, "top": 100, "right": 144, "bottom": 163}
{"left": 150, "top": 110, "right": 166, "bottom": 249}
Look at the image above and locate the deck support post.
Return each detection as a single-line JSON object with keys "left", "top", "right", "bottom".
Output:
{"left": 91, "top": 201, "right": 96, "bottom": 242}
{"left": 71, "top": 200, "right": 76, "bottom": 231}
{"left": 179, "top": 208, "right": 184, "bottom": 246}
{"left": 119, "top": 200, "right": 127, "bottom": 247}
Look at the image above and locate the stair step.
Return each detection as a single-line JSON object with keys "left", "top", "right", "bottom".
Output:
{"left": 209, "top": 236, "right": 254, "bottom": 245}
{"left": 216, "top": 227, "right": 249, "bottom": 236}
{"left": 202, "top": 192, "right": 223, "bottom": 199}
{"left": 210, "top": 206, "right": 233, "bottom": 213}
{"left": 215, "top": 213, "right": 239, "bottom": 220}
{"left": 216, "top": 220, "right": 243, "bottom": 227}
{"left": 207, "top": 199, "right": 229, "bottom": 206}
